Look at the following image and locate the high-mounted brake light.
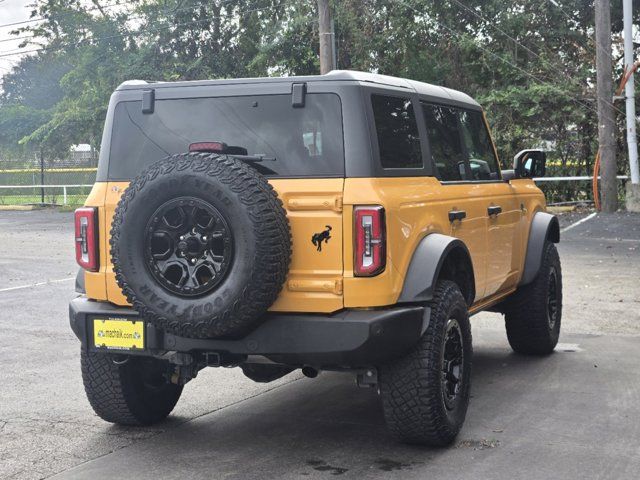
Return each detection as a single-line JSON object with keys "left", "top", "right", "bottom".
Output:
{"left": 75, "top": 207, "right": 98, "bottom": 271}
{"left": 189, "top": 141, "right": 227, "bottom": 153}
{"left": 354, "top": 206, "right": 386, "bottom": 277}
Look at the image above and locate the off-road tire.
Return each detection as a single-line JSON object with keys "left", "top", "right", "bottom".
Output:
{"left": 504, "top": 241, "right": 562, "bottom": 355}
{"left": 110, "top": 152, "right": 291, "bottom": 339}
{"left": 379, "top": 280, "right": 472, "bottom": 446}
{"left": 81, "top": 350, "right": 183, "bottom": 426}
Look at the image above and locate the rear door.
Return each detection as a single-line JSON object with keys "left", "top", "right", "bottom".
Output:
{"left": 422, "top": 103, "right": 488, "bottom": 302}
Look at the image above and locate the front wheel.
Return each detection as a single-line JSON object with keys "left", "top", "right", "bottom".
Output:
{"left": 504, "top": 241, "right": 562, "bottom": 355}
{"left": 81, "top": 350, "right": 183, "bottom": 426}
{"left": 379, "top": 280, "right": 472, "bottom": 446}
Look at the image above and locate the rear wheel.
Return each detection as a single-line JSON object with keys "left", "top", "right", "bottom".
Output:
{"left": 81, "top": 350, "right": 183, "bottom": 426}
{"left": 380, "top": 280, "right": 472, "bottom": 446}
{"left": 504, "top": 241, "right": 562, "bottom": 355}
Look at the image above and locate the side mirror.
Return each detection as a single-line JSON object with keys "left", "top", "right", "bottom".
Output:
{"left": 513, "top": 149, "right": 546, "bottom": 178}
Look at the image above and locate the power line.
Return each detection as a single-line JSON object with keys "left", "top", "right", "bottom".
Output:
{"left": 0, "top": 3, "right": 290, "bottom": 59}
{"left": 0, "top": 1, "right": 125, "bottom": 30}
{"left": 0, "top": 34, "right": 35, "bottom": 44}
{"left": 0, "top": 0, "right": 252, "bottom": 54}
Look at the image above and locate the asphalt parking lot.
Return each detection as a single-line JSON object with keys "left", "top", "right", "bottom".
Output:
{"left": 0, "top": 209, "right": 639, "bottom": 480}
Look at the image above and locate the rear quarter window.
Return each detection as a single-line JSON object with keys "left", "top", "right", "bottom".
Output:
{"left": 370, "top": 94, "right": 423, "bottom": 169}
{"left": 107, "top": 93, "right": 344, "bottom": 179}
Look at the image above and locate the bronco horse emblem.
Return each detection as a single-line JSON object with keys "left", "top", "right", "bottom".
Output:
{"left": 311, "top": 225, "right": 332, "bottom": 252}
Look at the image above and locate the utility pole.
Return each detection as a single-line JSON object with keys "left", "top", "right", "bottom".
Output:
{"left": 623, "top": 0, "right": 640, "bottom": 211}
{"left": 595, "top": 0, "right": 618, "bottom": 212}
{"left": 317, "top": 0, "right": 335, "bottom": 74}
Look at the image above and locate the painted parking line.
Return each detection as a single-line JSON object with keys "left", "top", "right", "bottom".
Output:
{"left": 0, "top": 277, "right": 75, "bottom": 293}
{"left": 561, "top": 212, "right": 597, "bottom": 233}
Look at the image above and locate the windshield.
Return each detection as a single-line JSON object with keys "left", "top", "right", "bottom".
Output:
{"left": 107, "top": 93, "right": 344, "bottom": 179}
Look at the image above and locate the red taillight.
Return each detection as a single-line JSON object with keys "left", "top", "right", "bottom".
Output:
{"left": 189, "top": 141, "right": 227, "bottom": 153}
{"left": 354, "top": 206, "right": 386, "bottom": 277}
{"left": 75, "top": 207, "right": 98, "bottom": 271}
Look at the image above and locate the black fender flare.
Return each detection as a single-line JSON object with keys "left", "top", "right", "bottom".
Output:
{"left": 397, "top": 233, "right": 475, "bottom": 307}
{"left": 520, "top": 211, "right": 560, "bottom": 286}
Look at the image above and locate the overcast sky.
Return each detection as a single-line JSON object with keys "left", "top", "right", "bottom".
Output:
{"left": 0, "top": 0, "right": 32, "bottom": 74}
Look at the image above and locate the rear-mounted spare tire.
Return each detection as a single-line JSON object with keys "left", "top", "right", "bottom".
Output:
{"left": 110, "top": 152, "right": 291, "bottom": 339}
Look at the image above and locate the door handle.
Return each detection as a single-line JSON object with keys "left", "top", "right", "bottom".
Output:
{"left": 449, "top": 210, "right": 467, "bottom": 222}
{"left": 487, "top": 205, "right": 502, "bottom": 217}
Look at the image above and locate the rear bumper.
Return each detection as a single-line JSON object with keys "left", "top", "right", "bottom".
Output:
{"left": 69, "top": 297, "right": 428, "bottom": 368}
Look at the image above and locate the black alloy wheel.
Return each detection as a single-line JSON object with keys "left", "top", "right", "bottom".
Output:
{"left": 441, "top": 318, "right": 464, "bottom": 411}
{"left": 145, "top": 197, "right": 233, "bottom": 297}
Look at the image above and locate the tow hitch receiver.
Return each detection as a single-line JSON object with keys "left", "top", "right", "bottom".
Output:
{"left": 356, "top": 368, "right": 378, "bottom": 388}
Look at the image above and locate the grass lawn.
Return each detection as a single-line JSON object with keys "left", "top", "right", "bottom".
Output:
{"left": 0, "top": 193, "right": 88, "bottom": 207}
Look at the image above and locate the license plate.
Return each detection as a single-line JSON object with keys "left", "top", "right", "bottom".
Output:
{"left": 93, "top": 318, "right": 144, "bottom": 351}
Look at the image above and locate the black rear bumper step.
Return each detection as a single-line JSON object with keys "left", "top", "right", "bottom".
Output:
{"left": 69, "top": 297, "right": 428, "bottom": 369}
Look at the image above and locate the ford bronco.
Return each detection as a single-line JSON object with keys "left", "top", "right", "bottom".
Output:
{"left": 70, "top": 70, "right": 561, "bottom": 446}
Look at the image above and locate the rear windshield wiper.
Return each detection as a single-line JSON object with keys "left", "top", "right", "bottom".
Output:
{"left": 229, "top": 154, "right": 276, "bottom": 163}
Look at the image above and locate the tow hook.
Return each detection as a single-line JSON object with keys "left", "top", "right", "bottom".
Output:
{"left": 356, "top": 368, "right": 378, "bottom": 388}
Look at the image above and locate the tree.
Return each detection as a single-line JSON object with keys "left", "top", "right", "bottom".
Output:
{"left": 0, "top": 0, "right": 634, "bottom": 203}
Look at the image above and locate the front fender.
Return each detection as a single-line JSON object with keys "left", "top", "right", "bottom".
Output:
{"left": 397, "top": 233, "right": 475, "bottom": 306}
{"left": 520, "top": 212, "right": 560, "bottom": 286}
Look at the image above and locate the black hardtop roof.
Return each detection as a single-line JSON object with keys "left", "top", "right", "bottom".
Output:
{"left": 116, "top": 70, "right": 481, "bottom": 109}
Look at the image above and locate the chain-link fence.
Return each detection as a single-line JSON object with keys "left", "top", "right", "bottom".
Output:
{"left": 0, "top": 151, "right": 97, "bottom": 206}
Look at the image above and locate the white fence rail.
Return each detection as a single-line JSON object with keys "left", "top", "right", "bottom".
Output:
{"left": 534, "top": 175, "right": 629, "bottom": 182}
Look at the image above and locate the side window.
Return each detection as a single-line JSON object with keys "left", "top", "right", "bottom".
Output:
{"left": 422, "top": 103, "right": 466, "bottom": 181}
{"left": 459, "top": 110, "right": 501, "bottom": 181}
{"left": 371, "top": 94, "right": 423, "bottom": 169}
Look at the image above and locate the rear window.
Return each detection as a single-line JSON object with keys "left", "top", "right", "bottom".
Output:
{"left": 107, "top": 93, "right": 344, "bottom": 179}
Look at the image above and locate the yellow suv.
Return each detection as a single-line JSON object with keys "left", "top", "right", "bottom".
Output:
{"left": 70, "top": 71, "right": 561, "bottom": 446}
